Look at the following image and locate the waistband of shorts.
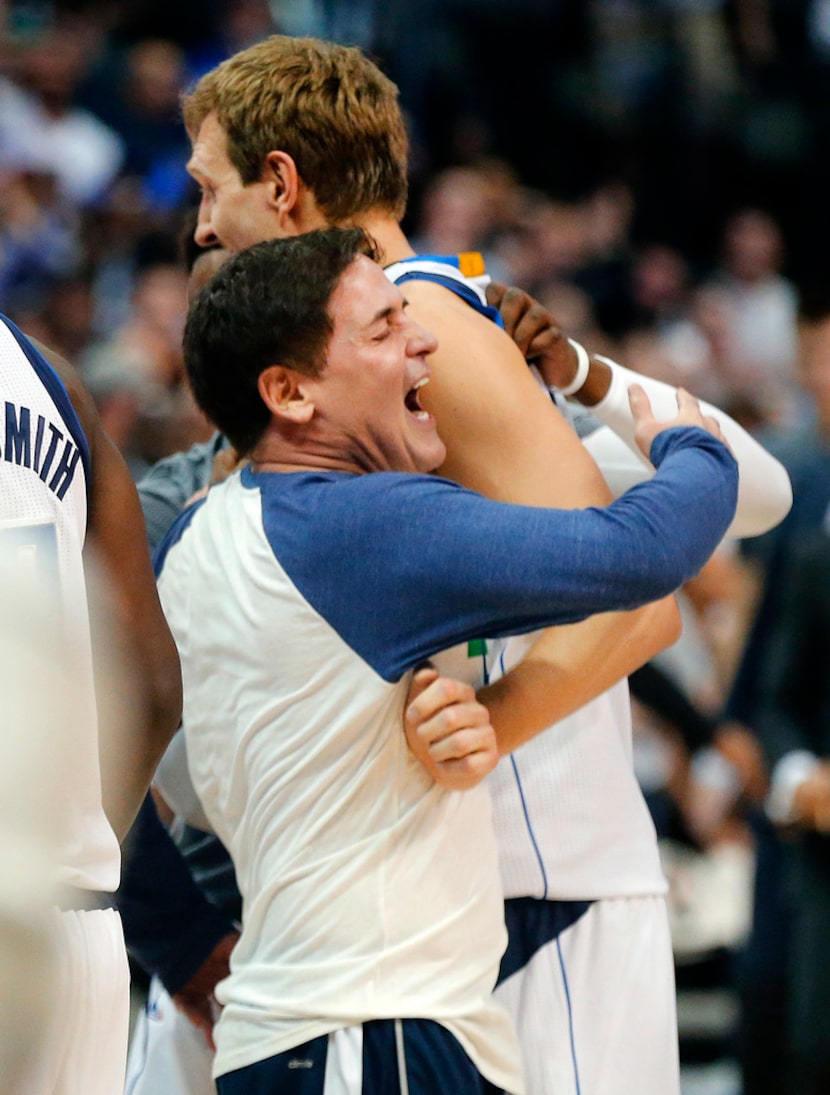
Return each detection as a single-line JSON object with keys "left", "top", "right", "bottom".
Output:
{"left": 55, "top": 886, "right": 116, "bottom": 912}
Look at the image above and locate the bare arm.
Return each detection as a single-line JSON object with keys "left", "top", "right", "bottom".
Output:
{"left": 39, "top": 344, "right": 182, "bottom": 840}
{"left": 405, "top": 280, "right": 613, "bottom": 508}
{"left": 404, "top": 280, "right": 680, "bottom": 734}
{"left": 478, "top": 601, "right": 680, "bottom": 754}
{"left": 404, "top": 600, "right": 679, "bottom": 769}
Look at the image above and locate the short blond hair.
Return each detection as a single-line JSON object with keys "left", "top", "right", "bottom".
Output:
{"left": 183, "top": 36, "right": 408, "bottom": 222}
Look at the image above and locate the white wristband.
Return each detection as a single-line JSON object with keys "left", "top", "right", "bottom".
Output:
{"left": 554, "top": 338, "right": 591, "bottom": 397}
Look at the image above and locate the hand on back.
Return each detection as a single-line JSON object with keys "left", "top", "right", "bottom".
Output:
{"left": 485, "top": 280, "right": 573, "bottom": 389}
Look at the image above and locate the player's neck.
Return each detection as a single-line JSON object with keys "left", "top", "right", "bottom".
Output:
{"left": 348, "top": 212, "right": 414, "bottom": 267}
{"left": 251, "top": 429, "right": 373, "bottom": 478}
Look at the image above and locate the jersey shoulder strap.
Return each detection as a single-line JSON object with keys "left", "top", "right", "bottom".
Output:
{"left": 383, "top": 253, "right": 504, "bottom": 328}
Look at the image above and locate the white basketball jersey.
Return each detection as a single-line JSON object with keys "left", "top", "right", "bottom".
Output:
{"left": 387, "top": 256, "right": 667, "bottom": 900}
{"left": 0, "top": 316, "right": 120, "bottom": 892}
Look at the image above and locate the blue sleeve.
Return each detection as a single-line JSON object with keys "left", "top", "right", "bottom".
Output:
{"left": 117, "top": 796, "right": 236, "bottom": 995}
{"left": 137, "top": 433, "right": 227, "bottom": 553}
{"left": 263, "top": 426, "right": 738, "bottom": 681}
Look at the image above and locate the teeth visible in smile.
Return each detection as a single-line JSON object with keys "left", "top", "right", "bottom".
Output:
{"left": 406, "top": 376, "right": 430, "bottom": 416}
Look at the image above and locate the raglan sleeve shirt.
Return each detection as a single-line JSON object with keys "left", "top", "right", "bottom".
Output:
{"left": 250, "top": 425, "right": 739, "bottom": 683}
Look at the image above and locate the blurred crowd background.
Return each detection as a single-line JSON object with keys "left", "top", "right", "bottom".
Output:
{"left": 2, "top": 2, "right": 829, "bottom": 1093}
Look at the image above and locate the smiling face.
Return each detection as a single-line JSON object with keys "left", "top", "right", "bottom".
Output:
{"left": 300, "top": 255, "right": 445, "bottom": 475}
{"left": 187, "top": 113, "right": 285, "bottom": 252}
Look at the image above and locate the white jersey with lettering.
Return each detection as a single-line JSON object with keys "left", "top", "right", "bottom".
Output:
{"left": 0, "top": 314, "right": 120, "bottom": 893}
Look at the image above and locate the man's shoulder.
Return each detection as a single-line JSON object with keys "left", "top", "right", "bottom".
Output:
{"left": 384, "top": 253, "right": 503, "bottom": 327}
{"left": 254, "top": 467, "right": 458, "bottom": 515}
{"left": 138, "top": 433, "right": 229, "bottom": 551}
{"left": 139, "top": 433, "right": 228, "bottom": 500}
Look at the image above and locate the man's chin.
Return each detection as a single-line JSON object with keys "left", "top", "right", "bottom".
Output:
{"left": 419, "top": 438, "right": 447, "bottom": 475}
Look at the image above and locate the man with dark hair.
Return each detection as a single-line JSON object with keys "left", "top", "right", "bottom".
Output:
{"left": 125, "top": 34, "right": 793, "bottom": 1095}
{"left": 154, "top": 227, "right": 739, "bottom": 1095}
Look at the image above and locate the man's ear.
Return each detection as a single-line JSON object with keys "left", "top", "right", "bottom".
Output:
{"left": 262, "top": 150, "right": 326, "bottom": 233}
{"left": 262, "top": 151, "right": 300, "bottom": 228}
{"left": 258, "top": 365, "right": 314, "bottom": 424}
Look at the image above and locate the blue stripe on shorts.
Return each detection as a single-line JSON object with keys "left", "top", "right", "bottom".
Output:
{"left": 498, "top": 896, "right": 593, "bottom": 985}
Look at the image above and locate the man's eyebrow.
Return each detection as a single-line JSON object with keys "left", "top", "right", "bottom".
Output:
{"left": 366, "top": 304, "right": 396, "bottom": 328}
{"left": 367, "top": 296, "right": 410, "bottom": 323}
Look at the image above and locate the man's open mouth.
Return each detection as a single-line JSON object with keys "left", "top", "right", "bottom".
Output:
{"left": 405, "top": 376, "right": 430, "bottom": 419}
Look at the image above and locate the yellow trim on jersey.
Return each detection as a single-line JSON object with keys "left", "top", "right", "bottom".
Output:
{"left": 458, "top": 252, "right": 486, "bottom": 278}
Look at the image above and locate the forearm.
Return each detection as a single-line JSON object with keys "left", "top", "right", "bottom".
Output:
{"left": 479, "top": 596, "right": 680, "bottom": 754}
{"left": 491, "top": 287, "right": 788, "bottom": 536}
{"left": 85, "top": 543, "right": 183, "bottom": 843}
{"left": 578, "top": 354, "right": 792, "bottom": 537}
{"left": 466, "top": 428, "right": 738, "bottom": 625}
{"left": 98, "top": 647, "right": 182, "bottom": 842}
{"left": 118, "top": 796, "right": 236, "bottom": 994}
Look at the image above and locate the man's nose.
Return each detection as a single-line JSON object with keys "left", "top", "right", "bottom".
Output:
{"left": 194, "top": 213, "right": 218, "bottom": 249}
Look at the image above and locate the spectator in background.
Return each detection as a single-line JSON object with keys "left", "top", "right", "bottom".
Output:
{"left": 0, "top": 165, "right": 81, "bottom": 318}
{"left": 81, "top": 187, "right": 185, "bottom": 338}
{"left": 81, "top": 38, "right": 192, "bottom": 211}
{"left": 756, "top": 519, "right": 830, "bottom": 1095}
{"left": 96, "top": 259, "right": 189, "bottom": 392}
{"left": 726, "top": 280, "right": 830, "bottom": 1095}
{"left": 700, "top": 208, "right": 799, "bottom": 427}
{"left": 82, "top": 353, "right": 156, "bottom": 483}
{"left": 0, "top": 15, "right": 124, "bottom": 206}
{"left": 81, "top": 255, "right": 213, "bottom": 476}
{"left": 409, "top": 164, "right": 508, "bottom": 275}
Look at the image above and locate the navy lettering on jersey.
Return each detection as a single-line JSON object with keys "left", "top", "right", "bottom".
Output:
{"left": 5, "top": 402, "right": 31, "bottom": 467}
{"left": 0, "top": 311, "right": 91, "bottom": 504}
{"left": 3, "top": 401, "right": 80, "bottom": 500}
{"left": 39, "top": 420, "right": 65, "bottom": 486}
